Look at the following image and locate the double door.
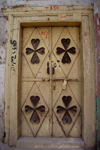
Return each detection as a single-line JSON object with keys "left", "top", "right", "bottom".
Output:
{"left": 21, "top": 26, "right": 81, "bottom": 138}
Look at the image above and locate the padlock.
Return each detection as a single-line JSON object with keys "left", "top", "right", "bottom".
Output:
{"left": 62, "top": 80, "right": 67, "bottom": 90}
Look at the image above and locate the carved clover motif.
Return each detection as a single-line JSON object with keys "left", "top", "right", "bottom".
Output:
{"left": 25, "top": 96, "right": 45, "bottom": 124}
{"left": 57, "top": 96, "right": 77, "bottom": 124}
{"left": 26, "top": 39, "right": 45, "bottom": 64}
{"left": 56, "top": 38, "right": 76, "bottom": 64}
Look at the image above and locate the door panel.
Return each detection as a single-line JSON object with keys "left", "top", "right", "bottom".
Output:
{"left": 51, "top": 27, "right": 81, "bottom": 137}
{"left": 52, "top": 27, "right": 80, "bottom": 77}
{"left": 21, "top": 27, "right": 50, "bottom": 137}
{"left": 52, "top": 81, "right": 81, "bottom": 137}
{"left": 21, "top": 26, "right": 81, "bottom": 138}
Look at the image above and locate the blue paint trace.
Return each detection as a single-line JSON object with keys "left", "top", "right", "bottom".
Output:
{"left": 97, "top": 98, "right": 100, "bottom": 142}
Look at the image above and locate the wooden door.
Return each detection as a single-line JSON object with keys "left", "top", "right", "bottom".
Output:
{"left": 21, "top": 26, "right": 81, "bottom": 138}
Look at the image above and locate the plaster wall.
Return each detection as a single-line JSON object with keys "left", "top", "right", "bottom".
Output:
{"left": 0, "top": 0, "right": 98, "bottom": 146}
{"left": 0, "top": 0, "right": 10, "bottom": 142}
{"left": 94, "top": 0, "right": 100, "bottom": 144}
{"left": 12, "top": 0, "right": 94, "bottom": 6}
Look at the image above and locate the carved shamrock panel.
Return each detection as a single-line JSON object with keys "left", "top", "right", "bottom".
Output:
{"left": 52, "top": 27, "right": 80, "bottom": 77}
{"left": 26, "top": 39, "right": 45, "bottom": 64}
{"left": 22, "top": 83, "right": 49, "bottom": 137}
{"left": 57, "top": 96, "right": 77, "bottom": 124}
{"left": 25, "top": 96, "right": 45, "bottom": 124}
{"left": 53, "top": 82, "right": 81, "bottom": 137}
{"left": 23, "top": 28, "right": 49, "bottom": 77}
{"left": 56, "top": 38, "right": 76, "bottom": 64}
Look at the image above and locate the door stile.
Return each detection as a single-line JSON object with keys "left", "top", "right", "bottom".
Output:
{"left": 49, "top": 27, "right": 53, "bottom": 136}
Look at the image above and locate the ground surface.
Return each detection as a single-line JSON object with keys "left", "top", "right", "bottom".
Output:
{"left": 0, "top": 142, "right": 15, "bottom": 150}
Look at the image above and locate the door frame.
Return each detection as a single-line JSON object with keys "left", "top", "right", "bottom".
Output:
{"left": 3, "top": 6, "right": 96, "bottom": 148}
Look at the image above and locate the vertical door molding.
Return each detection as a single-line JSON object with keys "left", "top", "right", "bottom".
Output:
{"left": 81, "top": 14, "right": 96, "bottom": 147}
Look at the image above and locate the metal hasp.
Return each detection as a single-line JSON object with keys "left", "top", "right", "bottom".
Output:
{"left": 56, "top": 38, "right": 76, "bottom": 64}
{"left": 26, "top": 39, "right": 45, "bottom": 64}
{"left": 25, "top": 96, "right": 45, "bottom": 124}
{"left": 57, "top": 96, "right": 77, "bottom": 124}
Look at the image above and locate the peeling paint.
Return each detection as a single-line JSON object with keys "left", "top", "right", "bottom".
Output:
{"left": 0, "top": 44, "right": 6, "bottom": 64}
{"left": 0, "top": 17, "right": 7, "bottom": 45}
{"left": 84, "top": 31, "right": 91, "bottom": 76}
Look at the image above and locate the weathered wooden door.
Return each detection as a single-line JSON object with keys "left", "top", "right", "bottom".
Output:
{"left": 21, "top": 26, "right": 81, "bottom": 138}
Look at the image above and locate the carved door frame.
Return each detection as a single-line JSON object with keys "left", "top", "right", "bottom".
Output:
{"left": 3, "top": 6, "right": 96, "bottom": 148}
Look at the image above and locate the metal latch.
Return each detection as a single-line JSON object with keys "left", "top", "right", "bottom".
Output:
{"left": 53, "top": 82, "right": 56, "bottom": 90}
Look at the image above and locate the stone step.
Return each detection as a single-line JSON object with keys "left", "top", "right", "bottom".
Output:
{"left": 14, "top": 148, "right": 84, "bottom": 150}
{"left": 16, "top": 137, "right": 84, "bottom": 150}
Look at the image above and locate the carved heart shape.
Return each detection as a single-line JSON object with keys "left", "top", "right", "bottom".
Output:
{"left": 31, "top": 39, "right": 40, "bottom": 50}
{"left": 36, "top": 106, "right": 45, "bottom": 114}
{"left": 31, "top": 52, "right": 40, "bottom": 64}
{"left": 57, "top": 106, "right": 66, "bottom": 114}
{"left": 25, "top": 105, "right": 34, "bottom": 113}
{"left": 61, "top": 38, "right": 70, "bottom": 50}
{"left": 30, "top": 110, "right": 40, "bottom": 124}
{"left": 62, "top": 51, "right": 71, "bottom": 64}
{"left": 62, "top": 111, "right": 72, "bottom": 124}
{"left": 62, "top": 96, "right": 72, "bottom": 108}
{"left": 30, "top": 96, "right": 40, "bottom": 108}
{"left": 68, "top": 106, "right": 77, "bottom": 114}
